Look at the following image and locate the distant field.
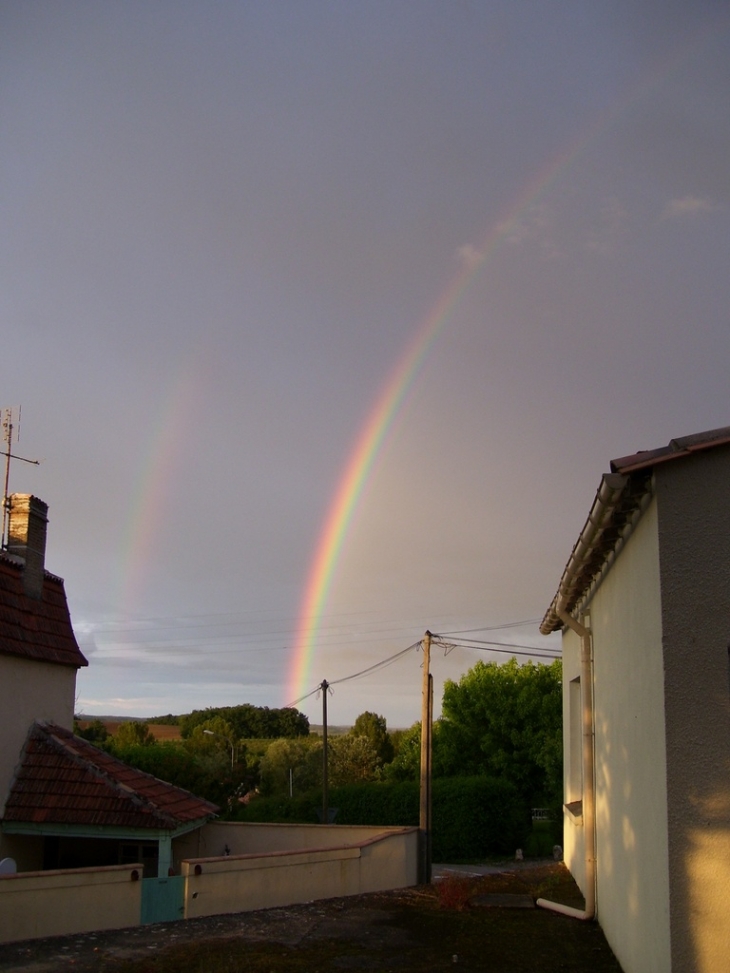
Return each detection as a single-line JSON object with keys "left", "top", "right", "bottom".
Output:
{"left": 76, "top": 720, "right": 182, "bottom": 741}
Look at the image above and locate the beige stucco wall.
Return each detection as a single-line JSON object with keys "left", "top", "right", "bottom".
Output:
{"left": 181, "top": 827, "right": 418, "bottom": 919}
{"left": 0, "top": 655, "right": 77, "bottom": 814}
{"left": 174, "top": 821, "right": 401, "bottom": 864}
{"left": 0, "top": 864, "right": 142, "bottom": 943}
{"left": 560, "top": 625, "right": 585, "bottom": 891}
{"left": 655, "top": 447, "right": 730, "bottom": 973}
{"left": 562, "top": 496, "right": 671, "bottom": 973}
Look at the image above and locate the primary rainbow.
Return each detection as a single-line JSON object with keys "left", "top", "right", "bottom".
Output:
{"left": 285, "top": 19, "right": 724, "bottom": 704}
{"left": 286, "top": 147, "right": 575, "bottom": 703}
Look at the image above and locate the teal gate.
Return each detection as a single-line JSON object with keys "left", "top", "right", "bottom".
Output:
{"left": 141, "top": 876, "right": 185, "bottom": 925}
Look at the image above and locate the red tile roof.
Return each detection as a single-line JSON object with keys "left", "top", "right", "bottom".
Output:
{"left": 0, "top": 556, "right": 88, "bottom": 668}
{"left": 610, "top": 424, "right": 730, "bottom": 474}
{"left": 3, "top": 722, "right": 218, "bottom": 830}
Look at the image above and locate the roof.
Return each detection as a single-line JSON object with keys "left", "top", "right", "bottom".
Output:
{"left": 541, "top": 426, "right": 730, "bottom": 635}
{"left": 610, "top": 424, "right": 730, "bottom": 475}
{"left": 0, "top": 555, "right": 88, "bottom": 668}
{"left": 2, "top": 722, "right": 218, "bottom": 830}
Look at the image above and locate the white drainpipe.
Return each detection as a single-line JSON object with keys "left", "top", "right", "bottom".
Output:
{"left": 536, "top": 603, "right": 596, "bottom": 920}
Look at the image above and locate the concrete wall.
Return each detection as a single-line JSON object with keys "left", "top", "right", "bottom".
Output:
{"left": 174, "top": 821, "right": 400, "bottom": 863}
{"left": 0, "top": 655, "right": 76, "bottom": 814}
{"left": 181, "top": 826, "right": 418, "bottom": 919}
{"left": 655, "top": 447, "right": 730, "bottom": 973}
{"left": 0, "top": 825, "right": 418, "bottom": 943}
{"left": 0, "top": 864, "right": 142, "bottom": 944}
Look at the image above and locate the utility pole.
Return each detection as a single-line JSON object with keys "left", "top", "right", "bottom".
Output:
{"left": 321, "top": 679, "right": 329, "bottom": 824}
{"left": 419, "top": 631, "right": 433, "bottom": 884}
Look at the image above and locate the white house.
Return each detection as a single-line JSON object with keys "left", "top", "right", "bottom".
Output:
{"left": 539, "top": 427, "right": 730, "bottom": 973}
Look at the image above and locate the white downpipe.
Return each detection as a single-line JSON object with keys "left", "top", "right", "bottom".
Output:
{"left": 537, "top": 605, "right": 596, "bottom": 921}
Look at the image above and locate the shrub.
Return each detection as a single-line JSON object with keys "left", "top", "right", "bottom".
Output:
{"left": 236, "top": 775, "right": 531, "bottom": 861}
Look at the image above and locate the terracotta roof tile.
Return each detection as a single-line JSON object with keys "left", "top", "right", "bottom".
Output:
{"left": 0, "top": 557, "right": 88, "bottom": 668}
{"left": 3, "top": 722, "right": 218, "bottom": 830}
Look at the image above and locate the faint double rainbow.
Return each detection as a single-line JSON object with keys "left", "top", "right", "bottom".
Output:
{"left": 285, "top": 19, "right": 726, "bottom": 704}
{"left": 114, "top": 361, "right": 200, "bottom": 617}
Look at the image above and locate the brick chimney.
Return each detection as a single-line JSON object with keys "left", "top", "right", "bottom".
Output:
{"left": 7, "top": 493, "right": 48, "bottom": 599}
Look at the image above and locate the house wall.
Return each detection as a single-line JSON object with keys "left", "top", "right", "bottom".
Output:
{"left": 181, "top": 826, "right": 419, "bottom": 919}
{"left": 655, "top": 447, "right": 730, "bottom": 973}
{"left": 0, "top": 656, "right": 76, "bottom": 813}
{"left": 560, "top": 625, "right": 584, "bottom": 888}
{"left": 566, "top": 496, "right": 671, "bottom": 973}
{"left": 0, "top": 864, "right": 142, "bottom": 943}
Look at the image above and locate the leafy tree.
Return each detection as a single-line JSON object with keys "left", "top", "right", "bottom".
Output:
{"left": 76, "top": 719, "right": 110, "bottom": 744}
{"left": 259, "top": 737, "right": 323, "bottom": 796}
{"left": 381, "top": 721, "right": 450, "bottom": 782}
{"left": 351, "top": 711, "right": 394, "bottom": 764}
{"left": 328, "top": 734, "right": 381, "bottom": 786}
{"left": 438, "top": 658, "right": 562, "bottom": 805}
{"left": 180, "top": 704, "right": 309, "bottom": 740}
{"left": 113, "top": 721, "right": 156, "bottom": 748}
{"left": 184, "top": 717, "right": 236, "bottom": 755}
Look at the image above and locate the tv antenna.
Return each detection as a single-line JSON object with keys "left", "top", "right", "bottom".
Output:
{"left": 2, "top": 407, "right": 40, "bottom": 550}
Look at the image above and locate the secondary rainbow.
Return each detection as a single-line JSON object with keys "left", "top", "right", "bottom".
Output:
{"left": 115, "top": 361, "right": 200, "bottom": 617}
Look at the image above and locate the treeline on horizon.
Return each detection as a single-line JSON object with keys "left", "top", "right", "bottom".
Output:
{"left": 146, "top": 703, "right": 310, "bottom": 739}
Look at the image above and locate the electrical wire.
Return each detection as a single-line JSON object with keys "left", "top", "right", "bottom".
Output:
{"left": 284, "top": 639, "right": 422, "bottom": 709}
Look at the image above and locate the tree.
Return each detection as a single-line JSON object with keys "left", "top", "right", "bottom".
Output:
{"left": 258, "top": 737, "right": 323, "bottom": 796}
{"left": 180, "top": 704, "right": 309, "bottom": 740}
{"left": 185, "top": 717, "right": 236, "bottom": 755}
{"left": 328, "top": 734, "right": 381, "bottom": 786}
{"left": 113, "top": 721, "right": 156, "bottom": 748}
{"left": 76, "top": 719, "right": 109, "bottom": 744}
{"left": 351, "top": 711, "right": 394, "bottom": 764}
{"left": 438, "top": 658, "right": 562, "bottom": 805}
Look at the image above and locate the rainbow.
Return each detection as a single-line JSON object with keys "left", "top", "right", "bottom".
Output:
{"left": 115, "top": 361, "right": 201, "bottom": 616}
{"left": 285, "top": 18, "right": 727, "bottom": 704}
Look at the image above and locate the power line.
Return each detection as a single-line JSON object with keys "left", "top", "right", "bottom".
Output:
{"left": 435, "top": 635, "right": 560, "bottom": 660}
{"left": 284, "top": 639, "right": 423, "bottom": 709}
{"left": 437, "top": 618, "right": 541, "bottom": 635}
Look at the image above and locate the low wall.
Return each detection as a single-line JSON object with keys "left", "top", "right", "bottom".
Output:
{"left": 175, "top": 821, "right": 400, "bottom": 862}
{"left": 0, "top": 864, "right": 142, "bottom": 944}
{"left": 181, "top": 826, "right": 419, "bottom": 919}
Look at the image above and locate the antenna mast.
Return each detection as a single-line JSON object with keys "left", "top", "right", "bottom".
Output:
{"left": 1, "top": 407, "right": 40, "bottom": 550}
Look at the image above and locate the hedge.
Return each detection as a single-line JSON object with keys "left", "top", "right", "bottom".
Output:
{"left": 234, "top": 775, "right": 530, "bottom": 861}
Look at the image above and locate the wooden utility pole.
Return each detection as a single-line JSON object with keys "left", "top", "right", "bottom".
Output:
{"left": 419, "top": 631, "right": 433, "bottom": 883}
{"left": 321, "top": 679, "right": 329, "bottom": 823}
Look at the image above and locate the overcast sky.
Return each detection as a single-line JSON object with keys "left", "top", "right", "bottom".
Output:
{"left": 2, "top": 1, "right": 729, "bottom": 728}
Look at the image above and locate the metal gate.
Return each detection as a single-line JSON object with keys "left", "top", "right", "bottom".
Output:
{"left": 141, "top": 875, "right": 185, "bottom": 925}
